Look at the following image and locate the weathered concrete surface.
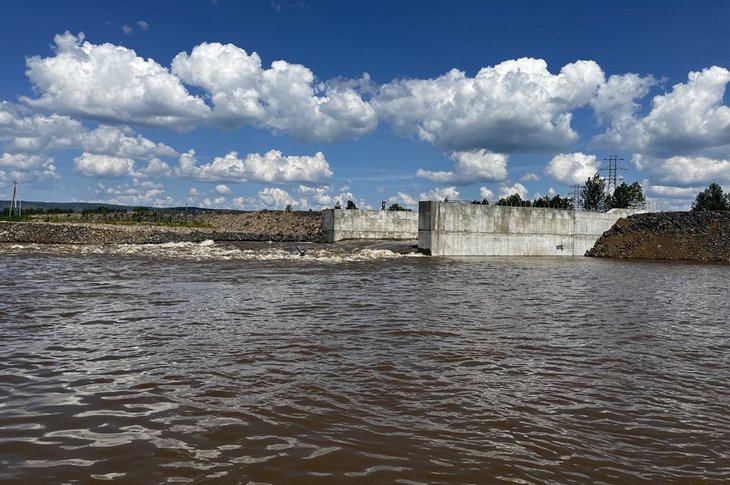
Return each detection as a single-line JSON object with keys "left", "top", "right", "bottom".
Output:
{"left": 418, "top": 201, "right": 644, "bottom": 256}
{"left": 322, "top": 209, "right": 418, "bottom": 242}
{"left": 587, "top": 211, "right": 730, "bottom": 261}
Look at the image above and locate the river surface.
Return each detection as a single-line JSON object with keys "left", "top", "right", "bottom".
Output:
{"left": 1, "top": 241, "right": 728, "bottom": 484}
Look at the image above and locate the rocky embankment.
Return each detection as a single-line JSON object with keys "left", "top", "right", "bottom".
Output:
{"left": 587, "top": 211, "right": 730, "bottom": 261}
{"left": 0, "top": 211, "right": 324, "bottom": 244}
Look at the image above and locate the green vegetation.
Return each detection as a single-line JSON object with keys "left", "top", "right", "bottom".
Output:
{"left": 579, "top": 173, "right": 645, "bottom": 211}
{"left": 581, "top": 173, "right": 607, "bottom": 211}
{"left": 345, "top": 200, "right": 358, "bottom": 210}
{"left": 495, "top": 193, "right": 574, "bottom": 209}
{"left": 471, "top": 199, "right": 489, "bottom": 205}
{"left": 533, "top": 195, "right": 573, "bottom": 209}
{"left": 88, "top": 218, "right": 211, "bottom": 228}
{"left": 497, "top": 194, "right": 532, "bottom": 207}
{"left": 387, "top": 203, "right": 412, "bottom": 211}
{"left": 609, "top": 182, "right": 645, "bottom": 209}
{"left": 0, "top": 211, "right": 30, "bottom": 222}
{"left": 1, "top": 204, "right": 211, "bottom": 228}
{"left": 692, "top": 183, "right": 730, "bottom": 211}
{"left": 1, "top": 206, "right": 72, "bottom": 221}
{"left": 81, "top": 206, "right": 124, "bottom": 215}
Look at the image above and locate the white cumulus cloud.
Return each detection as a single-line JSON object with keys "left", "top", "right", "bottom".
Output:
{"left": 520, "top": 172, "right": 541, "bottom": 182}
{"left": 632, "top": 154, "right": 730, "bottom": 185}
{"left": 0, "top": 102, "right": 178, "bottom": 161}
{"left": 202, "top": 196, "right": 227, "bottom": 207}
{"left": 419, "top": 186, "right": 459, "bottom": 201}
{"left": 257, "top": 187, "right": 305, "bottom": 209}
{"left": 171, "top": 42, "right": 377, "bottom": 142}
{"left": 175, "top": 149, "right": 333, "bottom": 184}
{"left": 0, "top": 152, "right": 58, "bottom": 182}
{"left": 545, "top": 152, "right": 599, "bottom": 185}
{"left": 80, "top": 125, "right": 177, "bottom": 159}
{"left": 139, "top": 158, "right": 172, "bottom": 177}
{"left": 92, "top": 180, "right": 173, "bottom": 207}
{"left": 215, "top": 184, "right": 232, "bottom": 195}
{"left": 498, "top": 182, "right": 528, "bottom": 200}
{"left": 387, "top": 191, "right": 417, "bottom": 206}
{"left": 645, "top": 184, "right": 703, "bottom": 198}
{"left": 590, "top": 73, "right": 656, "bottom": 124}
{"left": 74, "top": 152, "right": 136, "bottom": 178}
{"left": 416, "top": 149, "right": 508, "bottom": 184}
{"left": 298, "top": 184, "right": 334, "bottom": 206}
{"left": 376, "top": 58, "right": 604, "bottom": 152}
{"left": 20, "top": 34, "right": 378, "bottom": 142}
{"left": 591, "top": 66, "right": 730, "bottom": 189}
{"left": 1, "top": 102, "right": 82, "bottom": 153}
{"left": 23, "top": 32, "right": 211, "bottom": 129}
{"left": 595, "top": 67, "right": 730, "bottom": 159}
{"left": 479, "top": 186, "right": 495, "bottom": 201}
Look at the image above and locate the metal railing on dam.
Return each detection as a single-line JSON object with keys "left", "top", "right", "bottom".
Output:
{"left": 418, "top": 201, "right": 645, "bottom": 257}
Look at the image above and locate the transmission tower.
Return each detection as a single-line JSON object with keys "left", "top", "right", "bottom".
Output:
{"left": 571, "top": 184, "right": 582, "bottom": 210}
{"left": 600, "top": 155, "right": 626, "bottom": 194}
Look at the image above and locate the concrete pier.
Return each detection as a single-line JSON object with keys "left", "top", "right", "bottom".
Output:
{"left": 322, "top": 209, "right": 418, "bottom": 242}
{"left": 418, "top": 201, "right": 644, "bottom": 256}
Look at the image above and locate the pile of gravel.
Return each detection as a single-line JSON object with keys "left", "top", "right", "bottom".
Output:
{"left": 587, "top": 211, "right": 730, "bottom": 261}
{"left": 0, "top": 211, "right": 325, "bottom": 245}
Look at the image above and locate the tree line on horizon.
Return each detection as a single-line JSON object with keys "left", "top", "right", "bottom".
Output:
{"left": 579, "top": 174, "right": 646, "bottom": 211}
{"left": 479, "top": 177, "right": 729, "bottom": 212}
{"left": 469, "top": 172, "right": 646, "bottom": 211}
{"left": 691, "top": 183, "right": 730, "bottom": 211}
{"left": 333, "top": 200, "right": 412, "bottom": 211}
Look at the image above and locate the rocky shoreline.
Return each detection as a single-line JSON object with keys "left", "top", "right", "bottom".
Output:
{"left": 0, "top": 211, "right": 324, "bottom": 244}
{"left": 587, "top": 211, "right": 730, "bottom": 262}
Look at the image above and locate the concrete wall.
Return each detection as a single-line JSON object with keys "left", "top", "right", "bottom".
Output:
{"left": 418, "top": 201, "right": 644, "bottom": 256}
{"left": 322, "top": 209, "right": 418, "bottom": 242}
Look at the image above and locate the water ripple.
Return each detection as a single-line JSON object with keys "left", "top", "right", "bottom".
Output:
{"left": 1, "top": 247, "right": 728, "bottom": 483}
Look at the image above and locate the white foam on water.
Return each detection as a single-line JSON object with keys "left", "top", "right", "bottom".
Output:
{"left": 3, "top": 240, "right": 408, "bottom": 263}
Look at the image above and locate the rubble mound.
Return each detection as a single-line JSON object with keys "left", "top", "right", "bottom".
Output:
{"left": 0, "top": 211, "right": 324, "bottom": 244}
{"left": 587, "top": 211, "right": 730, "bottom": 261}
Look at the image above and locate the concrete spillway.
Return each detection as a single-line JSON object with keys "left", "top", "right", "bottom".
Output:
{"left": 320, "top": 203, "right": 644, "bottom": 257}
{"left": 418, "top": 201, "right": 644, "bottom": 256}
{"left": 322, "top": 209, "right": 418, "bottom": 242}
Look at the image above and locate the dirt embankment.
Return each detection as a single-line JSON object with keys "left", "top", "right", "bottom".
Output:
{"left": 587, "top": 211, "right": 730, "bottom": 261}
{"left": 0, "top": 211, "right": 324, "bottom": 244}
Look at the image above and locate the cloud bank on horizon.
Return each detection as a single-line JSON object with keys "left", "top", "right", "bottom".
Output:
{"left": 3, "top": 30, "right": 730, "bottom": 210}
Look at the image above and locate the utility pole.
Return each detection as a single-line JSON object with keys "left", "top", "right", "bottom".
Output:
{"left": 9, "top": 180, "right": 18, "bottom": 217}
{"left": 600, "top": 155, "right": 626, "bottom": 195}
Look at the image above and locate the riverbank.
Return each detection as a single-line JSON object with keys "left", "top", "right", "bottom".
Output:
{"left": 0, "top": 211, "right": 324, "bottom": 244}
{"left": 587, "top": 211, "right": 730, "bottom": 261}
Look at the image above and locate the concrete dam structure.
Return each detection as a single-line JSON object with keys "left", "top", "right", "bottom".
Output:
{"left": 418, "top": 201, "right": 644, "bottom": 257}
{"left": 322, "top": 209, "right": 418, "bottom": 242}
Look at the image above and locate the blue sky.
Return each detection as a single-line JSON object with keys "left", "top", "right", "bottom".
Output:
{"left": 2, "top": 0, "right": 730, "bottom": 210}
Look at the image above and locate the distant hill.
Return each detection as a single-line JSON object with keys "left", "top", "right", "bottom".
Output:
{"left": 0, "top": 200, "right": 241, "bottom": 213}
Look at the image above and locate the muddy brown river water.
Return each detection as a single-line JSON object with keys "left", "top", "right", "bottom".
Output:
{"left": 1, "top": 241, "right": 728, "bottom": 483}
